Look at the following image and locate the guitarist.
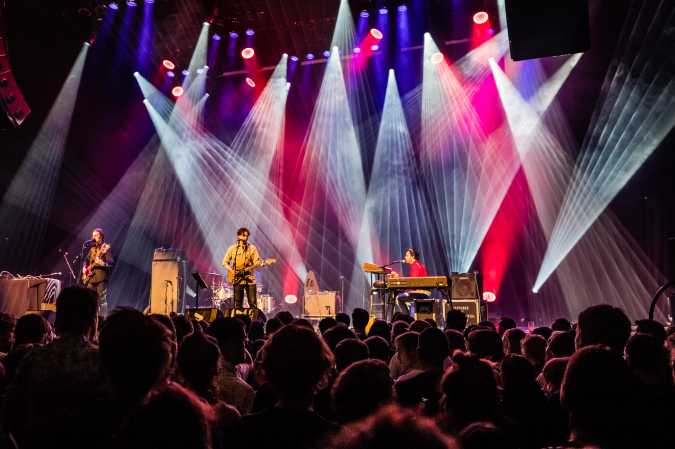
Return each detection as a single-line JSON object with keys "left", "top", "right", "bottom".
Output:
{"left": 222, "top": 227, "right": 261, "bottom": 309}
{"left": 82, "top": 227, "right": 114, "bottom": 316}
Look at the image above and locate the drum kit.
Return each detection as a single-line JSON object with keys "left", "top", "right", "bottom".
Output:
{"left": 206, "top": 272, "right": 275, "bottom": 314}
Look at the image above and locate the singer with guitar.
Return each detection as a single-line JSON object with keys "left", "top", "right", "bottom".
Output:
{"left": 82, "top": 228, "right": 114, "bottom": 316}
{"left": 222, "top": 227, "right": 274, "bottom": 309}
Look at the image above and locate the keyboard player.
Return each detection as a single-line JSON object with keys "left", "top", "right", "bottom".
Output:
{"left": 388, "top": 248, "right": 430, "bottom": 317}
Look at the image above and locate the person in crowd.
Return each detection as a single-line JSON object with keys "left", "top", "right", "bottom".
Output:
{"left": 392, "top": 311, "right": 414, "bottom": 325}
{"left": 368, "top": 319, "right": 391, "bottom": 342}
{"left": 319, "top": 316, "right": 338, "bottom": 335}
{"left": 445, "top": 309, "right": 467, "bottom": 332}
{"left": 540, "top": 357, "right": 571, "bottom": 446}
{"left": 248, "top": 320, "right": 265, "bottom": 342}
{"left": 98, "top": 307, "right": 175, "bottom": 444}
{"left": 4, "top": 286, "right": 103, "bottom": 449}
{"left": 365, "top": 335, "right": 391, "bottom": 363}
{"left": 177, "top": 332, "right": 223, "bottom": 404}
{"left": 522, "top": 334, "right": 546, "bottom": 374}
{"left": 391, "top": 320, "right": 410, "bottom": 343}
{"left": 444, "top": 329, "right": 465, "bottom": 356}
{"left": 531, "top": 326, "right": 553, "bottom": 341}
{"left": 233, "top": 324, "right": 337, "bottom": 449}
{"left": 275, "top": 311, "right": 294, "bottom": 325}
{"left": 172, "top": 314, "right": 194, "bottom": 346}
{"left": 335, "top": 312, "right": 351, "bottom": 328}
{"left": 351, "top": 308, "right": 369, "bottom": 339}
{"left": 322, "top": 323, "right": 357, "bottom": 352}
{"left": 265, "top": 317, "right": 283, "bottom": 336}
{"left": 410, "top": 319, "right": 432, "bottom": 333}
{"left": 575, "top": 304, "right": 631, "bottom": 354}
{"left": 207, "top": 317, "right": 255, "bottom": 414}
{"left": 334, "top": 338, "right": 369, "bottom": 372}
{"left": 440, "top": 352, "right": 499, "bottom": 435}
{"left": 389, "top": 331, "right": 419, "bottom": 380}
{"left": 331, "top": 359, "right": 393, "bottom": 423}
{"left": 626, "top": 333, "right": 675, "bottom": 449}
{"left": 497, "top": 317, "right": 517, "bottom": 337}
{"left": 545, "top": 331, "right": 575, "bottom": 361}
{"left": 459, "top": 422, "right": 512, "bottom": 449}
{"left": 500, "top": 354, "right": 550, "bottom": 449}
{"left": 467, "top": 329, "right": 504, "bottom": 363}
{"left": 115, "top": 382, "right": 215, "bottom": 449}
{"left": 502, "top": 328, "right": 526, "bottom": 355}
{"left": 1, "top": 313, "right": 50, "bottom": 385}
{"left": 634, "top": 319, "right": 667, "bottom": 345}
{"left": 395, "top": 328, "right": 448, "bottom": 413}
{"left": 561, "top": 345, "right": 638, "bottom": 449}
{"left": 326, "top": 404, "right": 457, "bottom": 449}
{"left": 0, "top": 312, "right": 16, "bottom": 355}
{"left": 551, "top": 318, "right": 572, "bottom": 332}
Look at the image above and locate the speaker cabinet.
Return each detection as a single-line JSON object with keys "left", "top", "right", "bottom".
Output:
{"left": 414, "top": 299, "right": 436, "bottom": 321}
{"left": 303, "top": 291, "right": 337, "bottom": 317}
{"left": 449, "top": 299, "right": 481, "bottom": 326}
{"left": 451, "top": 273, "right": 479, "bottom": 300}
{"left": 505, "top": 0, "right": 590, "bottom": 61}
{"left": 149, "top": 248, "right": 186, "bottom": 315}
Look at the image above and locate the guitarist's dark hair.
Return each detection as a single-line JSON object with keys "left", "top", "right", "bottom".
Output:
{"left": 94, "top": 227, "right": 105, "bottom": 239}
{"left": 236, "top": 227, "right": 250, "bottom": 237}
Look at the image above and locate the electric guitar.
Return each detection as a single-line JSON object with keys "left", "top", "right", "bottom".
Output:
{"left": 227, "top": 257, "right": 277, "bottom": 285}
{"left": 82, "top": 243, "right": 110, "bottom": 284}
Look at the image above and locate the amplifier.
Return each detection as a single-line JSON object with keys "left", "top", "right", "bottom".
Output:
{"left": 414, "top": 299, "right": 437, "bottom": 321}
{"left": 149, "top": 248, "right": 186, "bottom": 315}
{"left": 449, "top": 299, "right": 481, "bottom": 326}
{"left": 221, "top": 307, "right": 262, "bottom": 321}
{"left": 303, "top": 291, "right": 337, "bottom": 317}
{"left": 185, "top": 307, "right": 220, "bottom": 323}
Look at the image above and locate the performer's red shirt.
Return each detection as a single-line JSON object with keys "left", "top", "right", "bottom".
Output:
{"left": 409, "top": 260, "right": 428, "bottom": 277}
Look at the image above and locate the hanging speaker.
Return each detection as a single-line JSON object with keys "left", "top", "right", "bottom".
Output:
{"left": 0, "top": 6, "right": 31, "bottom": 127}
{"left": 505, "top": 0, "right": 590, "bottom": 61}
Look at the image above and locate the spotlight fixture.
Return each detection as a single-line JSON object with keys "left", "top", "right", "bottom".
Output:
{"left": 245, "top": 28, "right": 255, "bottom": 36}
{"left": 212, "top": 33, "right": 221, "bottom": 41}
{"left": 398, "top": 4, "right": 407, "bottom": 13}
{"left": 241, "top": 47, "right": 255, "bottom": 59}
{"left": 144, "top": 0, "right": 154, "bottom": 4}
{"left": 171, "top": 86, "right": 184, "bottom": 97}
{"left": 108, "top": 2, "right": 119, "bottom": 10}
{"left": 229, "top": 31, "right": 239, "bottom": 39}
{"left": 306, "top": 53, "right": 315, "bottom": 60}
{"left": 166, "top": 71, "right": 175, "bottom": 78}
{"left": 290, "top": 55, "right": 299, "bottom": 62}
{"left": 322, "top": 50, "right": 331, "bottom": 58}
{"left": 473, "top": 11, "right": 489, "bottom": 25}
{"left": 360, "top": 10, "right": 369, "bottom": 18}
{"left": 353, "top": 47, "right": 361, "bottom": 54}
{"left": 182, "top": 69, "right": 190, "bottom": 76}
{"left": 162, "top": 59, "right": 175, "bottom": 70}
{"left": 379, "top": 7, "right": 388, "bottom": 15}
{"left": 245, "top": 77, "right": 256, "bottom": 88}
{"left": 430, "top": 52, "right": 444, "bottom": 64}
{"left": 126, "top": 0, "right": 137, "bottom": 7}
{"left": 370, "top": 28, "right": 384, "bottom": 40}
{"left": 371, "top": 44, "right": 380, "bottom": 51}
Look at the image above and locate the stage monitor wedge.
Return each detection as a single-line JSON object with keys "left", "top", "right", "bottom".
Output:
{"left": 505, "top": 0, "right": 590, "bottom": 61}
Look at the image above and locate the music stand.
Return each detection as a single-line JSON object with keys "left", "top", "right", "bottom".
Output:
{"left": 192, "top": 272, "right": 207, "bottom": 308}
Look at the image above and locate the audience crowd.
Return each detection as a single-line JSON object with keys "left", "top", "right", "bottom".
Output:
{"left": 0, "top": 286, "right": 673, "bottom": 449}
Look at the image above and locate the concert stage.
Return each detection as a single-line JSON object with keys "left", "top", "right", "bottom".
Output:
{"left": 1, "top": 1, "right": 674, "bottom": 325}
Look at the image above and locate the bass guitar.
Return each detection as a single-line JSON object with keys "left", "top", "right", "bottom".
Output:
{"left": 227, "top": 257, "right": 277, "bottom": 285}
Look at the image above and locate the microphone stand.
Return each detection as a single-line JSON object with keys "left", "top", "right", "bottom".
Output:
{"left": 63, "top": 252, "right": 77, "bottom": 285}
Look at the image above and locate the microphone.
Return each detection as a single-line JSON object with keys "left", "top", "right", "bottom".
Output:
{"left": 165, "top": 280, "right": 173, "bottom": 285}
